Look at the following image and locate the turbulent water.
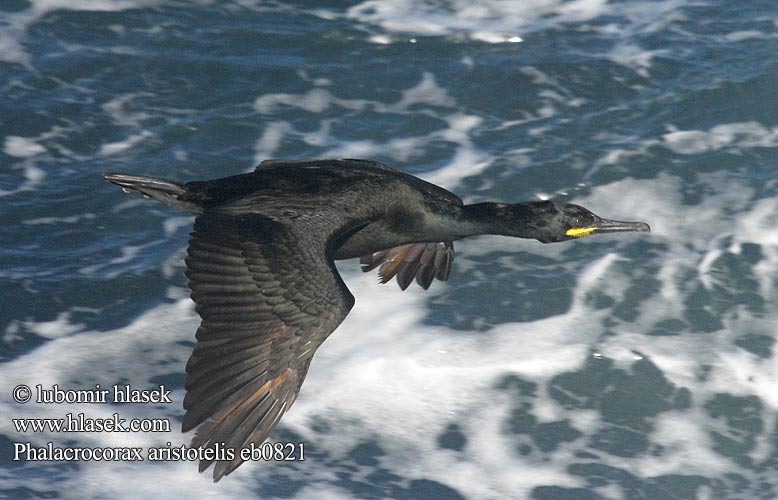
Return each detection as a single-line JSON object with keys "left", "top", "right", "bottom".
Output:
{"left": 2, "top": 1, "right": 778, "bottom": 499}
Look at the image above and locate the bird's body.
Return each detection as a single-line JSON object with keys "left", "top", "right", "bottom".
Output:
{"left": 104, "top": 159, "right": 649, "bottom": 481}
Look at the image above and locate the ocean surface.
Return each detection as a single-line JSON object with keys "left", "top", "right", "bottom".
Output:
{"left": 2, "top": 1, "right": 778, "bottom": 499}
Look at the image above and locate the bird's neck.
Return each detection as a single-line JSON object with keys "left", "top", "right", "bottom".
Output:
{"left": 457, "top": 202, "right": 539, "bottom": 239}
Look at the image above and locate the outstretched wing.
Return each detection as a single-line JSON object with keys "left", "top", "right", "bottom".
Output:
{"left": 360, "top": 242, "right": 454, "bottom": 290}
{"left": 182, "top": 212, "right": 353, "bottom": 481}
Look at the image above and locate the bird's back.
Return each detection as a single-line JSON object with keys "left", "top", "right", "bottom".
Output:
{"left": 181, "top": 159, "right": 462, "bottom": 217}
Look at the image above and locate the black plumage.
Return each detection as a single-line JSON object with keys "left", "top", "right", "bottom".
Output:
{"left": 104, "top": 158, "right": 649, "bottom": 481}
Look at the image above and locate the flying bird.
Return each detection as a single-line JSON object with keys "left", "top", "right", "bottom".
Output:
{"left": 104, "top": 159, "right": 649, "bottom": 481}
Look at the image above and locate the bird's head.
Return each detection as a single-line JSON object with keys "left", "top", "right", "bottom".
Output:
{"left": 499, "top": 201, "right": 651, "bottom": 243}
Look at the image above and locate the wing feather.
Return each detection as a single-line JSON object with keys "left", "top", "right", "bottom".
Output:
{"left": 359, "top": 242, "right": 454, "bottom": 290}
{"left": 182, "top": 213, "right": 353, "bottom": 481}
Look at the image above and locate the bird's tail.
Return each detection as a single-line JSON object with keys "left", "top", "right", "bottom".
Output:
{"left": 103, "top": 173, "right": 202, "bottom": 213}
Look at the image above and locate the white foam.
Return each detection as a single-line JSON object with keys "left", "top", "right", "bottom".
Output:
{"left": 0, "top": 159, "right": 47, "bottom": 197}
{"left": 23, "top": 312, "right": 84, "bottom": 340}
{"left": 606, "top": 43, "right": 667, "bottom": 77}
{"left": 395, "top": 72, "right": 455, "bottom": 109}
{"left": 315, "top": 0, "right": 693, "bottom": 75}
{"left": 78, "top": 240, "right": 166, "bottom": 277}
{"left": 253, "top": 73, "right": 492, "bottom": 188}
{"left": 662, "top": 122, "right": 778, "bottom": 155}
{"left": 342, "top": 0, "right": 608, "bottom": 41}
{"left": 0, "top": 135, "right": 50, "bottom": 194}
{"left": 254, "top": 71, "right": 452, "bottom": 116}
{"left": 23, "top": 213, "right": 98, "bottom": 225}
{"left": 101, "top": 93, "right": 154, "bottom": 127}
{"left": 4, "top": 136, "right": 47, "bottom": 158}
{"left": 0, "top": 14, "right": 30, "bottom": 65}
{"left": 574, "top": 175, "right": 778, "bottom": 404}
{"left": 98, "top": 131, "right": 153, "bottom": 156}
{"left": 0, "top": 0, "right": 165, "bottom": 65}
{"left": 724, "top": 30, "right": 775, "bottom": 42}
{"left": 162, "top": 216, "right": 195, "bottom": 237}
{"left": 254, "top": 121, "right": 294, "bottom": 159}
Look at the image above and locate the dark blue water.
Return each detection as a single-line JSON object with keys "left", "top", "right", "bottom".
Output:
{"left": 2, "top": 1, "right": 778, "bottom": 499}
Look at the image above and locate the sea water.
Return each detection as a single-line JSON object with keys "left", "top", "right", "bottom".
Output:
{"left": 1, "top": 1, "right": 777, "bottom": 499}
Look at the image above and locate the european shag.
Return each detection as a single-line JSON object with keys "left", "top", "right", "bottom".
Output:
{"left": 104, "top": 158, "right": 650, "bottom": 481}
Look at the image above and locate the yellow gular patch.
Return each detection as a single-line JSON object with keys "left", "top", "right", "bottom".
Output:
{"left": 566, "top": 227, "right": 597, "bottom": 238}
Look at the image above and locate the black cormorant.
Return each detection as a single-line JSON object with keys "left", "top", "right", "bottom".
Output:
{"left": 104, "top": 158, "right": 650, "bottom": 481}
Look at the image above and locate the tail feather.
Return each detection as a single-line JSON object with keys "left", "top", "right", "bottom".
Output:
{"left": 103, "top": 173, "right": 202, "bottom": 213}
